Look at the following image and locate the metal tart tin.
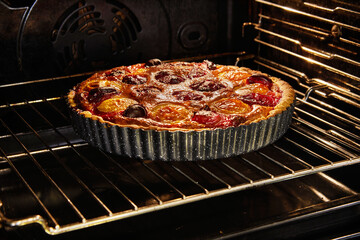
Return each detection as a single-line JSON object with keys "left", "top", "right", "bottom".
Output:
{"left": 70, "top": 104, "right": 294, "bottom": 161}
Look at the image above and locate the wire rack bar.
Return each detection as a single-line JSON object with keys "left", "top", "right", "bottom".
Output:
{"left": 256, "top": 0, "right": 360, "bottom": 32}
{"left": 0, "top": 47, "right": 359, "bottom": 235}
{"left": 1, "top": 97, "right": 359, "bottom": 234}
{"left": 255, "top": 38, "right": 360, "bottom": 83}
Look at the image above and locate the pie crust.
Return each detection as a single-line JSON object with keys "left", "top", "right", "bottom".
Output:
{"left": 68, "top": 60, "right": 295, "bottom": 131}
{"left": 68, "top": 60, "right": 295, "bottom": 160}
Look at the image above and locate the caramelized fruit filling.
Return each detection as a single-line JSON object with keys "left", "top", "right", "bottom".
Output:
{"left": 71, "top": 60, "right": 292, "bottom": 129}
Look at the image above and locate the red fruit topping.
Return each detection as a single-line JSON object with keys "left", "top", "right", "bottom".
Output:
{"left": 155, "top": 71, "right": 185, "bottom": 84}
{"left": 192, "top": 111, "right": 241, "bottom": 128}
{"left": 172, "top": 91, "right": 203, "bottom": 101}
{"left": 192, "top": 111, "right": 221, "bottom": 126}
{"left": 88, "top": 87, "right": 119, "bottom": 104}
{"left": 246, "top": 74, "right": 273, "bottom": 89}
{"left": 190, "top": 79, "right": 226, "bottom": 92}
{"left": 122, "top": 75, "right": 147, "bottom": 85}
{"left": 239, "top": 93, "right": 280, "bottom": 107}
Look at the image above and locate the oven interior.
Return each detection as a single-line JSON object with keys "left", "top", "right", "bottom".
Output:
{"left": 0, "top": 0, "right": 360, "bottom": 239}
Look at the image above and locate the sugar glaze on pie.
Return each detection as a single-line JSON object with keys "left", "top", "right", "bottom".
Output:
{"left": 68, "top": 60, "right": 295, "bottom": 131}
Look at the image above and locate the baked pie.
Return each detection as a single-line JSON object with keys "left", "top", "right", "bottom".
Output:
{"left": 68, "top": 59, "right": 295, "bottom": 160}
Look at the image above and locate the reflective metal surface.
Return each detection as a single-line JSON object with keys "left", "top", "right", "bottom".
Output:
{"left": 0, "top": 52, "right": 359, "bottom": 234}
{"left": 0, "top": 0, "right": 360, "bottom": 237}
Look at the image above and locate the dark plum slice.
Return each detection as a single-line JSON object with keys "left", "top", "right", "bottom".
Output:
{"left": 132, "top": 86, "right": 162, "bottom": 99}
{"left": 246, "top": 74, "right": 273, "bottom": 89}
{"left": 155, "top": 71, "right": 185, "bottom": 84}
{"left": 88, "top": 87, "right": 118, "bottom": 103}
{"left": 190, "top": 79, "right": 226, "bottom": 92}
{"left": 172, "top": 91, "right": 203, "bottom": 101}
{"left": 145, "top": 58, "right": 162, "bottom": 67}
{"left": 123, "top": 104, "right": 147, "bottom": 118}
{"left": 239, "top": 93, "right": 280, "bottom": 107}
{"left": 122, "top": 75, "right": 147, "bottom": 85}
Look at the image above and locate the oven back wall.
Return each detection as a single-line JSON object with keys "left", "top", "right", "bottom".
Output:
{"left": 0, "top": 0, "right": 246, "bottom": 81}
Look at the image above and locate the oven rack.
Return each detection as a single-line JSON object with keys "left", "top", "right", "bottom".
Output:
{"left": 0, "top": 0, "right": 358, "bottom": 235}
{"left": 255, "top": 0, "right": 360, "bottom": 82}
{"left": 0, "top": 67, "right": 359, "bottom": 235}
{"left": 0, "top": 0, "right": 360, "bottom": 233}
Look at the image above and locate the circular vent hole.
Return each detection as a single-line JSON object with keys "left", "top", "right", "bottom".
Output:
{"left": 188, "top": 31, "right": 201, "bottom": 41}
{"left": 52, "top": 0, "right": 141, "bottom": 72}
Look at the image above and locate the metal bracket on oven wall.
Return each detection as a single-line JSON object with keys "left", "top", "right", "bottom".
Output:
{"left": 301, "top": 84, "right": 327, "bottom": 103}
{"left": 0, "top": 202, "right": 52, "bottom": 233}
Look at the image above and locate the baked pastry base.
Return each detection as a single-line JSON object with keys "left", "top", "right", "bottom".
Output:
{"left": 70, "top": 102, "right": 294, "bottom": 161}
